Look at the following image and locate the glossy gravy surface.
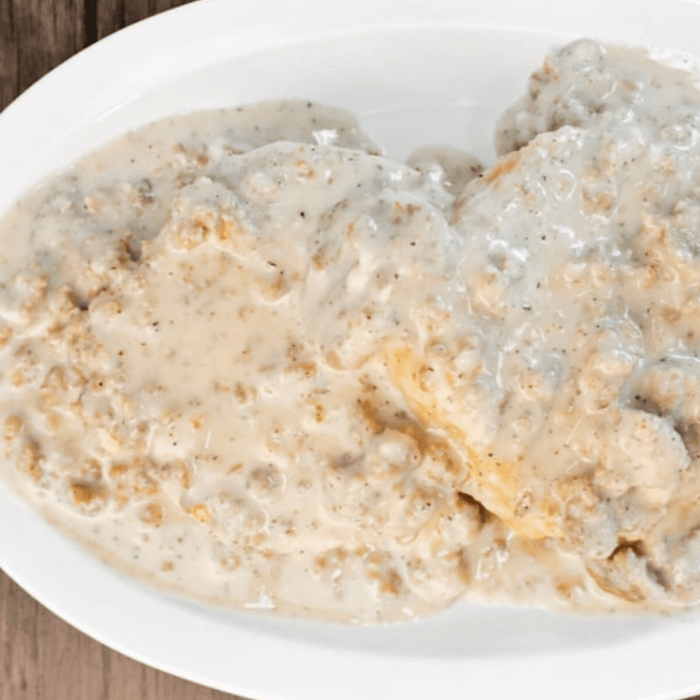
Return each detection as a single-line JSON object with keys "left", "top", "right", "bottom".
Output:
{"left": 3, "top": 42, "right": 700, "bottom": 621}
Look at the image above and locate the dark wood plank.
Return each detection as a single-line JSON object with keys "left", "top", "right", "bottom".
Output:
{"left": 0, "top": 0, "right": 197, "bottom": 111}
{"left": 0, "top": 567, "right": 246, "bottom": 699}
{"left": 0, "top": 0, "right": 19, "bottom": 111}
{"left": 6, "top": 0, "right": 85, "bottom": 110}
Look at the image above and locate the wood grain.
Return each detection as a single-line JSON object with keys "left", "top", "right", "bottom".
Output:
{"left": 0, "top": 569, "right": 244, "bottom": 700}
{"left": 0, "top": 6, "right": 248, "bottom": 698}
{"left": 1, "top": 0, "right": 85, "bottom": 112}
{"left": 0, "top": 0, "right": 194, "bottom": 112}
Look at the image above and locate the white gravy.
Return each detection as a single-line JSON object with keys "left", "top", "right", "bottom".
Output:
{"left": 2, "top": 42, "right": 700, "bottom": 622}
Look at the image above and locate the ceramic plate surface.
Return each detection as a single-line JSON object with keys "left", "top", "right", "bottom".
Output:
{"left": 2, "top": 1, "right": 700, "bottom": 699}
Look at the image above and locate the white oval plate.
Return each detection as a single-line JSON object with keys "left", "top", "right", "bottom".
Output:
{"left": 2, "top": 1, "right": 700, "bottom": 699}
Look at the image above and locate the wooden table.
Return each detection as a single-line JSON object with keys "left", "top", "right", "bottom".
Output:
{"left": 2, "top": 2, "right": 700, "bottom": 699}
{"left": 0, "top": 7, "right": 246, "bottom": 699}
